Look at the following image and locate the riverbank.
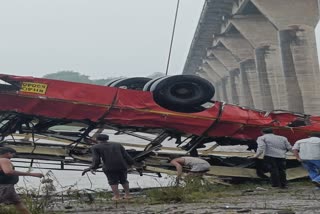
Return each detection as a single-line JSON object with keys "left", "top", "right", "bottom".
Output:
{"left": 43, "top": 180, "right": 320, "bottom": 214}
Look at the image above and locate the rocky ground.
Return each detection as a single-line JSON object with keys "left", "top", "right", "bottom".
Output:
{"left": 48, "top": 182, "right": 320, "bottom": 214}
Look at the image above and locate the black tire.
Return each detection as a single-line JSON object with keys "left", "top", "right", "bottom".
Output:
{"left": 109, "top": 77, "right": 152, "bottom": 90}
{"left": 150, "top": 75, "right": 215, "bottom": 113}
{"left": 104, "top": 78, "right": 125, "bottom": 87}
{"left": 143, "top": 76, "right": 165, "bottom": 91}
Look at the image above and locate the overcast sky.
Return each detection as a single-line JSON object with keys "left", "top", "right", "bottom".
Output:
{"left": 0, "top": 1, "right": 319, "bottom": 80}
{"left": 0, "top": 0, "right": 205, "bottom": 79}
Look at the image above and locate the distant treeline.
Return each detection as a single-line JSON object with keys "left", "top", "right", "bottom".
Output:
{"left": 43, "top": 71, "right": 164, "bottom": 86}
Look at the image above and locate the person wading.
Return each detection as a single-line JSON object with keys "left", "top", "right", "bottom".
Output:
{"left": 0, "top": 147, "right": 44, "bottom": 214}
{"left": 82, "top": 134, "right": 134, "bottom": 200}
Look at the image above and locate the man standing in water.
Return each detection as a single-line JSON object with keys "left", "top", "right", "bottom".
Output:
{"left": 83, "top": 134, "right": 134, "bottom": 200}
{"left": 0, "top": 147, "right": 44, "bottom": 214}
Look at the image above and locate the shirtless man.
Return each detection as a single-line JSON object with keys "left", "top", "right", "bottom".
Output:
{"left": 0, "top": 147, "right": 44, "bottom": 214}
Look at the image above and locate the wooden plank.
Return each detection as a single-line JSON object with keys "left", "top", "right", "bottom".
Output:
{"left": 145, "top": 166, "right": 231, "bottom": 186}
{"left": 207, "top": 166, "right": 307, "bottom": 180}
{"left": 145, "top": 166, "right": 177, "bottom": 175}
{"left": 286, "top": 166, "right": 308, "bottom": 180}
{"left": 11, "top": 134, "right": 298, "bottom": 160}
{"left": 9, "top": 145, "right": 68, "bottom": 156}
{"left": 207, "top": 166, "right": 260, "bottom": 178}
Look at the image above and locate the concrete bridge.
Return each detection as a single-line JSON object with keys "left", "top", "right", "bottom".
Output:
{"left": 183, "top": 0, "right": 320, "bottom": 115}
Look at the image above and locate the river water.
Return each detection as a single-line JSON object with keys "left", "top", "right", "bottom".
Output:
{"left": 12, "top": 129, "right": 248, "bottom": 192}
{"left": 13, "top": 130, "right": 177, "bottom": 192}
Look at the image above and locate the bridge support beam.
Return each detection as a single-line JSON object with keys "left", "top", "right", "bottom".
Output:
{"left": 239, "top": 59, "right": 257, "bottom": 108}
{"left": 221, "top": 77, "right": 230, "bottom": 103}
{"left": 208, "top": 47, "right": 240, "bottom": 105}
{"left": 215, "top": 82, "right": 223, "bottom": 101}
{"left": 229, "top": 69, "right": 240, "bottom": 105}
{"left": 196, "top": 69, "right": 221, "bottom": 101}
{"left": 214, "top": 34, "right": 257, "bottom": 108}
{"left": 230, "top": 15, "right": 293, "bottom": 111}
{"left": 201, "top": 62, "right": 221, "bottom": 83}
{"left": 204, "top": 57, "right": 230, "bottom": 102}
{"left": 252, "top": 0, "right": 320, "bottom": 114}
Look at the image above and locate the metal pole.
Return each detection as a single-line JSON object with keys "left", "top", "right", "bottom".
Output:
{"left": 165, "top": 0, "right": 180, "bottom": 76}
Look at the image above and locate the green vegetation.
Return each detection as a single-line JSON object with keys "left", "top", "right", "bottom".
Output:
{"left": 43, "top": 71, "right": 114, "bottom": 85}
{"left": 144, "top": 177, "right": 314, "bottom": 204}
{"left": 0, "top": 178, "right": 314, "bottom": 213}
{"left": 42, "top": 71, "right": 165, "bottom": 85}
{"left": 0, "top": 206, "right": 17, "bottom": 214}
{"left": 145, "top": 176, "right": 233, "bottom": 204}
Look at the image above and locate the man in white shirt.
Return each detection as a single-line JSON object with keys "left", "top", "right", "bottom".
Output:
{"left": 251, "top": 128, "right": 292, "bottom": 188}
{"left": 293, "top": 133, "right": 320, "bottom": 188}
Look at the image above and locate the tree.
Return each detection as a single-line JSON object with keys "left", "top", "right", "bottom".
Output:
{"left": 42, "top": 71, "right": 165, "bottom": 86}
{"left": 147, "top": 72, "right": 165, "bottom": 79}
{"left": 43, "top": 71, "right": 92, "bottom": 84}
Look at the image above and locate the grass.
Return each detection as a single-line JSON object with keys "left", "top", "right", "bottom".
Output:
{"left": 144, "top": 176, "right": 235, "bottom": 204}
{"left": 144, "top": 177, "right": 315, "bottom": 204}
{"left": 0, "top": 206, "right": 17, "bottom": 214}
{"left": 0, "top": 177, "right": 315, "bottom": 213}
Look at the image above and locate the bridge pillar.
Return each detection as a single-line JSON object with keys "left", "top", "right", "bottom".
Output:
{"left": 239, "top": 59, "right": 257, "bottom": 108}
{"left": 204, "top": 57, "right": 230, "bottom": 103}
{"left": 208, "top": 46, "right": 240, "bottom": 105}
{"left": 199, "top": 62, "right": 227, "bottom": 101}
{"left": 221, "top": 77, "right": 230, "bottom": 103}
{"left": 205, "top": 56, "right": 229, "bottom": 79}
{"left": 229, "top": 69, "right": 240, "bottom": 105}
{"left": 214, "top": 81, "right": 223, "bottom": 101}
{"left": 200, "top": 62, "right": 221, "bottom": 83}
{"left": 252, "top": 0, "right": 320, "bottom": 114}
{"left": 196, "top": 68, "right": 221, "bottom": 100}
{"left": 214, "top": 34, "right": 258, "bottom": 108}
{"left": 254, "top": 46, "right": 275, "bottom": 111}
{"left": 230, "top": 15, "right": 293, "bottom": 111}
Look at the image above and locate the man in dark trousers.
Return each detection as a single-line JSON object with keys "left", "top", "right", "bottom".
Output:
{"left": 250, "top": 128, "right": 292, "bottom": 189}
{"left": 82, "top": 134, "right": 134, "bottom": 200}
{"left": 0, "top": 147, "right": 44, "bottom": 214}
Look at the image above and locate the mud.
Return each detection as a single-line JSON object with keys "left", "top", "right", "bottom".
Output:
{"left": 49, "top": 183, "right": 320, "bottom": 214}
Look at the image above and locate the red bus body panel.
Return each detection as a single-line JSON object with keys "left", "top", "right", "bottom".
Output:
{"left": 0, "top": 74, "right": 319, "bottom": 144}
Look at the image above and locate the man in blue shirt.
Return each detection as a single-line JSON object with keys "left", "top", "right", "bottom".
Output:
{"left": 293, "top": 133, "right": 320, "bottom": 189}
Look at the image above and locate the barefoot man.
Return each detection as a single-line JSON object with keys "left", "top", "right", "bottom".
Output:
{"left": 82, "top": 134, "right": 134, "bottom": 200}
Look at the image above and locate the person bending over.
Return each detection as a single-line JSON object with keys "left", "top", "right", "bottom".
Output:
{"left": 170, "top": 156, "right": 210, "bottom": 183}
